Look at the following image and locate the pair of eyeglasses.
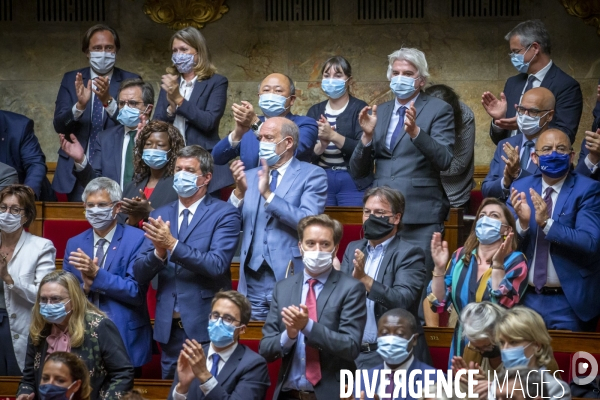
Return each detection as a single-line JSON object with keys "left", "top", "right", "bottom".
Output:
{"left": 0, "top": 205, "right": 24, "bottom": 215}
{"left": 208, "top": 312, "right": 240, "bottom": 327}
{"left": 515, "top": 106, "right": 551, "bottom": 118}
{"left": 39, "top": 296, "right": 70, "bottom": 305}
{"left": 534, "top": 146, "right": 571, "bottom": 156}
{"left": 362, "top": 209, "right": 393, "bottom": 218}
{"left": 117, "top": 100, "right": 145, "bottom": 108}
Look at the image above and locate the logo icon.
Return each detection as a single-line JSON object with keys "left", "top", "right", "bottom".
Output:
{"left": 572, "top": 351, "right": 599, "bottom": 385}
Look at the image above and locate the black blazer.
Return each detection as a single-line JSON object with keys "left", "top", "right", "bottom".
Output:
{"left": 307, "top": 96, "right": 372, "bottom": 189}
{"left": 117, "top": 174, "right": 178, "bottom": 224}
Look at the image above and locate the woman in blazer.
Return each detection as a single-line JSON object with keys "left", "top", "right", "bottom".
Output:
{"left": 0, "top": 184, "right": 55, "bottom": 375}
{"left": 17, "top": 271, "right": 133, "bottom": 400}
{"left": 153, "top": 26, "right": 232, "bottom": 192}
{"left": 307, "top": 56, "right": 370, "bottom": 206}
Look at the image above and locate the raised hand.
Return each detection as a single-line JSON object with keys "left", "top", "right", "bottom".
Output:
{"left": 530, "top": 188, "right": 550, "bottom": 228}
{"left": 122, "top": 189, "right": 153, "bottom": 226}
{"left": 501, "top": 142, "right": 520, "bottom": 186}
{"left": 404, "top": 101, "right": 419, "bottom": 138}
{"left": 358, "top": 105, "right": 377, "bottom": 143}
{"left": 510, "top": 188, "right": 531, "bottom": 230}
{"left": 161, "top": 74, "right": 182, "bottom": 109}
{"left": 257, "top": 158, "right": 271, "bottom": 199}
{"left": 431, "top": 232, "right": 449, "bottom": 271}
{"left": 282, "top": 304, "right": 309, "bottom": 332}
{"left": 181, "top": 339, "right": 211, "bottom": 382}
{"left": 230, "top": 160, "right": 248, "bottom": 199}
{"left": 175, "top": 350, "right": 195, "bottom": 394}
{"left": 317, "top": 114, "right": 336, "bottom": 142}
{"left": 492, "top": 232, "right": 514, "bottom": 266}
{"left": 68, "top": 248, "right": 99, "bottom": 279}
{"left": 75, "top": 72, "right": 92, "bottom": 110}
{"left": 142, "top": 216, "right": 175, "bottom": 258}
{"left": 59, "top": 134, "right": 85, "bottom": 164}
{"left": 92, "top": 76, "right": 111, "bottom": 105}
{"left": 352, "top": 249, "right": 366, "bottom": 280}
{"left": 585, "top": 129, "right": 600, "bottom": 165}
{"left": 481, "top": 91, "right": 507, "bottom": 120}
{"left": 494, "top": 115, "right": 518, "bottom": 131}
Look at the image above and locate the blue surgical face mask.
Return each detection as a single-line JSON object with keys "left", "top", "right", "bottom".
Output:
{"left": 510, "top": 44, "right": 535, "bottom": 74}
{"left": 258, "top": 93, "right": 290, "bottom": 117}
{"left": 142, "top": 149, "right": 169, "bottom": 169}
{"left": 390, "top": 75, "right": 418, "bottom": 99}
{"left": 85, "top": 205, "right": 116, "bottom": 231}
{"left": 171, "top": 52, "right": 197, "bottom": 74}
{"left": 173, "top": 171, "right": 205, "bottom": 198}
{"left": 38, "top": 383, "right": 74, "bottom": 400}
{"left": 475, "top": 216, "right": 503, "bottom": 245}
{"left": 117, "top": 105, "right": 144, "bottom": 128}
{"left": 376, "top": 334, "right": 414, "bottom": 365}
{"left": 501, "top": 342, "right": 533, "bottom": 368}
{"left": 208, "top": 318, "right": 238, "bottom": 348}
{"left": 40, "top": 300, "right": 72, "bottom": 324}
{"left": 258, "top": 138, "right": 288, "bottom": 167}
{"left": 321, "top": 78, "right": 348, "bottom": 99}
{"left": 538, "top": 151, "right": 571, "bottom": 179}
{"left": 517, "top": 112, "right": 549, "bottom": 138}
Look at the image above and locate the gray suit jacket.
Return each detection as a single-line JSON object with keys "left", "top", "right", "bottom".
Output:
{"left": 340, "top": 235, "right": 432, "bottom": 365}
{"left": 349, "top": 93, "right": 455, "bottom": 224}
{"left": 259, "top": 269, "right": 367, "bottom": 400}
{"left": 0, "top": 162, "right": 18, "bottom": 191}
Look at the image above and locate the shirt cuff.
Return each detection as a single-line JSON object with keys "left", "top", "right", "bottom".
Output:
{"left": 585, "top": 155, "right": 599, "bottom": 173}
{"left": 154, "top": 249, "right": 168, "bottom": 262}
{"left": 516, "top": 220, "right": 529, "bottom": 235}
{"left": 491, "top": 122, "right": 504, "bottom": 133}
{"left": 265, "top": 192, "right": 275, "bottom": 206}
{"left": 72, "top": 103, "right": 84, "bottom": 121}
{"left": 409, "top": 127, "right": 421, "bottom": 141}
{"left": 280, "top": 330, "right": 297, "bottom": 350}
{"left": 301, "top": 319, "right": 314, "bottom": 337}
{"left": 199, "top": 377, "right": 218, "bottom": 395}
{"left": 172, "top": 386, "right": 187, "bottom": 400}
{"left": 228, "top": 132, "right": 240, "bottom": 149}
{"left": 172, "top": 240, "right": 179, "bottom": 253}
{"left": 74, "top": 156, "right": 88, "bottom": 171}
{"left": 229, "top": 191, "right": 243, "bottom": 208}
{"left": 543, "top": 218, "right": 553, "bottom": 235}
{"left": 105, "top": 100, "right": 117, "bottom": 117}
{"left": 364, "top": 140, "right": 373, "bottom": 147}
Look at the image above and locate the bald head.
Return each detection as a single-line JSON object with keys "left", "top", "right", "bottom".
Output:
{"left": 536, "top": 128, "right": 570, "bottom": 150}
{"left": 521, "top": 87, "right": 555, "bottom": 111}
{"left": 259, "top": 73, "right": 295, "bottom": 96}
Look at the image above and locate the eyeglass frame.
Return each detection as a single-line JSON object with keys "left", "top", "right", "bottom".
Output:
{"left": 0, "top": 205, "right": 25, "bottom": 215}
{"left": 508, "top": 43, "right": 533, "bottom": 57}
{"left": 515, "top": 106, "right": 552, "bottom": 118}
{"left": 39, "top": 296, "right": 70, "bottom": 305}
{"left": 534, "top": 146, "right": 572, "bottom": 156}
{"left": 208, "top": 311, "right": 242, "bottom": 327}
{"left": 362, "top": 208, "right": 395, "bottom": 218}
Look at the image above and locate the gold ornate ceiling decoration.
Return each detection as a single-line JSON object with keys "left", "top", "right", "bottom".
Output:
{"left": 559, "top": 0, "right": 600, "bottom": 36}
{"left": 143, "top": 0, "right": 229, "bottom": 30}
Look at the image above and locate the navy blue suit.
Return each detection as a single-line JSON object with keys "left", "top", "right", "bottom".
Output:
{"left": 355, "top": 359, "right": 437, "bottom": 400}
{"left": 212, "top": 113, "right": 318, "bottom": 168}
{"left": 63, "top": 223, "right": 153, "bottom": 367}
{"left": 576, "top": 86, "right": 600, "bottom": 181}
{"left": 0, "top": 111, "right": 48, "bottom": 199}
{"left": 507, "top": 172, "right": 600, "bottom": 326}
{"left": 133, "top": 196, "right": 241, "bottom": 375}
{"left": 481, "top": 133, "right": 539, "bottom": 200}
{"left": 167, "top": 343, "right": 270, "bottom": 400}
{"left": 52, "top": 67, "right": 140, "bottom": 196}
{"left": 489, "top": 63, "right": 583, "bottom": 145}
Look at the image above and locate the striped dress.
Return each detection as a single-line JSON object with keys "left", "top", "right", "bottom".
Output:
{"left": 317, "top": 101, "right": 347, "bottom": 169}
{"left": 426, "top": 247, "right": 528, "bottom": 367}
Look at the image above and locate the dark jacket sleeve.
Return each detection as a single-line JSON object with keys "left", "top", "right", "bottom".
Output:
{"left": 551, "top": 76, "right": 582, "bottom": 144}
{"left": 53, "top": 72, "right": 79, "bottom": 134}
{"left": 98, "top": 318, "right": 135, "bottom": 397}
{"left": 16, "top": 336, "right": 38, "bottom": 397}
{"left": 177, "top": 76, "right": 228, "bottom": 134}
{"left": 19, "top": 119, "right": 47, "bottom": 198}
{"left": 204, "top": 354, "right": 270, "bottom": 400}
{"left": 259, "top": 282, "right": 286, "bottom": 363}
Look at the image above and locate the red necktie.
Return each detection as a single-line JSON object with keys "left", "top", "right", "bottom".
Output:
{"left": 305, "top": 278, "right": 321, "bottom": 386}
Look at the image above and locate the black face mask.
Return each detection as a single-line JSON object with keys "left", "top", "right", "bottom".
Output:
{"left": 363, "top": 214, "right": 396, "bottom": 240}
{"left": 481, "top": 345, "right": 501, "bottom": 359}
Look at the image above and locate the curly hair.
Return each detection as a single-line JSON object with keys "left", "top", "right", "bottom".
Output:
{"left": 133, "top": 121, "right": 185, "bottom": 184}
{"left": 45, "top": 352, "right": 92, "bottom": 400}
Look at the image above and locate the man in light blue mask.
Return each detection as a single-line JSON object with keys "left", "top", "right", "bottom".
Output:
{"left": 482, "top": 19, "right": 582, "bottom": 145}
{"left": 60, "top": 78, "right": 155, "bottom": 190}
{"left": 482, "top": 87, "right": 555, "bottom": 201}
{"left": 134, "top": 145, "right": 241, "bottom": 379}
{"left": 228, "top": 117, "right": 327, "bottom": 321}
{"left": 212, "top": 73, "right": 318, "bottom": 169}
{"left": 62, "top": 177, "right": 153, "bottom": 374}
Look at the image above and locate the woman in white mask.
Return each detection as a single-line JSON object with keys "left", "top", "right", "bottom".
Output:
{"left": 427, "top": 198, "right": 528, "bottom": 367}
{"left": 0, "top": 185, "right": 56, "bottom": 376}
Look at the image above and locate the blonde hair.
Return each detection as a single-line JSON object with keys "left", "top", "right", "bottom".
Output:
{"left": 496, "top": 306, "right": 553, "bottom": 367}
{"left": 166, "top": 27, "right": 216, "bottom": 80}
{"left": 30, "top": 271, "right": 105, "bottom": 347}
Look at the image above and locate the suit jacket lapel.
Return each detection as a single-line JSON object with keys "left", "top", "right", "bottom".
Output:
{"left": 179, "top": 196, "right": 210, "bottom": 242}
{"left": 104, "top": 68, "right": 123, "bottom": 126}
{"left": 375, "top": 235, "right": 400, "bottom": 282}
{"left": 215, "top": 343, "right": 245, "bottom": 381}
{"left": 274, "top": 158, "right": 300, "bottom": 199}
{"left": 553, "top": 173, "right": 575, "bottom": 219}
{"left": 316, "top": 270, "right": 339, "bottom": 318}
{"left": 540, "top": 63, "right": 557, "bottom": 88}
{"left": 188, "top": 78, "right": 208, "bottom": 108}
{"left": 102, "top": 224, "right": 123, "bottom": 272}
{"left": 377, "top": 102, "right": 394, "bottom": 155}
{"left": 149, "top": 175, "right": 171, "bottom": 203}
{"left": 169, "top": 202, "right": 178, "bottom": 239}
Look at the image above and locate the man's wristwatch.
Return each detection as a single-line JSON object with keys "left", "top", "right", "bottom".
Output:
{"left": 103, "top": 97, "right": 113, "bottom": 108}
{"left": 251, "top": 119, "right": 263, "bottom": 132}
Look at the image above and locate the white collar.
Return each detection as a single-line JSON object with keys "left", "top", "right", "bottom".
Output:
{"left": 530, "top": 60, "right": 552, "bottom": 82}
{"left": 383, "top": 355, "right": 414, "bottom": 372}
{"left": 541, "top": 175, "right": 566, "bottom": 194}
{"left": 271, "top": 156, "right": 293, "bottom": 176}
{"left": 90, "top": 67, "right": 114, "bottom": 81}
{"left": 180, "top": 76, "right": 198, "bottom": 88}
{"left": 367, "top": 235, "right": 394, "bottom": 254}
{"left": 178, "top": 195, "right": 205, "bottom": 217}
{"left": 93, "top": 223, "right": 117, "bottom": 245}
{"left": 207, "top": 342, "right": 238, "bottom": 364}
{"left": 394, "top": 92, "right": 420, "bottom": 110}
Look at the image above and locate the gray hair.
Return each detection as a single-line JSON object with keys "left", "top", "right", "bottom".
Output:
{"left": 177, "top": 145, "right": 213, "bottom": 175}
{"left": 82, "top": 177, "right": 122, "bottom": 203}
{"left": 386, "top": 48, "right": 430, "bottom": 82}
{"left": 505, "top": 19, "right": 552, "bottom": 55}
{"left": 280, "top": 119, "right": 299, "bottom": 151}
{"left": 460, "top": 301, "right": 504, "bottom": 342}
{"left": 258, "top": 74, "right": 296, "bottom": 96}
{"left": 119, "top": 78, "right": 155, "bottom": 106}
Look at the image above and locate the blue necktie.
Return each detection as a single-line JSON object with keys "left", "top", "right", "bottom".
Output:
{"left": 92, "top": 238, "right": 108, "bottom": 306}
{"left": 533, "top": 187, "right": 554, "bottom": 293}
{"left": 89, "top": 93, "right": 104, "bottom": 163}
{"left": 389, "top": 106, "right": 406, "bottom": 149}
{"left": 210, "top": 353, "right": 220, "bottom": 378}
{"left": 179, "top": 209, "right": 190, "bottom": 239}
{"left": 270, "top": 169, "right": 279, "bottom": 193}
{"left": 524, "top": 75, "right": 536, "bottom": 94}
{"left": 520, "top": 141, "right": 534, "bottom": 171}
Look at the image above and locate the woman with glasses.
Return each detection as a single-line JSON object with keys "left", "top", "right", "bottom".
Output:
{"left": 307, "top": 56, "right": 370, "bottom": 206}
{"left": 119, "top": 120, "right": 184, "bottom": 227}
{"left": 427, "top": 197, "right": 528, "bottom": 366}
{"left": 153, "top": 26, "right": 232, "bottom": 193}
{"left": 17, "top": 270, "right": 134, "bottom": 400}
{"left": 0, "top": 184, "right": 56, "bottom": 376}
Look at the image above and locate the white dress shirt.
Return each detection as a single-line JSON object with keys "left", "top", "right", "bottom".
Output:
{"left": 363, "top": 236, "right": 393, "bottom": 343}
{"left": 229, "top": 156, "right": 293, "bottom": 208}
{"left": 584, "top": 154, "right": 599, "bottom": 174}
{"left": 172, "top": 76, "right": 198, "bottom": 144}
{"left": 172, "top": 342, "right": 239, "bottom": 399}
{"left": 385, "top": 94, "right": 420, "bottom": 149}
{"left": 376, "top": 355, "right": 415, "bottom": 400}
{"left": 516, "top": 176, "right": 566, "bottom": 287}
{"left": 92, "top": 224, "right": 117, "bottom": 268}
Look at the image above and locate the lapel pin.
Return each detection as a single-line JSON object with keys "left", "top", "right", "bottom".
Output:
{"left": 112, "top": 247, "right": 117, "bottom": 250}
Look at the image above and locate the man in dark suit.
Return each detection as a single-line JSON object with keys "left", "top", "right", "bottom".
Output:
{"left": 340, "top": 186, "right": 430, "bottom": 369}
{"left": 212, "top": 73, "right": 318, "bottom": 168}
{"left": 134, "top": 145, "right": 241, "bottom": 379}
{"left": 59, "top": 79, "right": 155, "bottom": 190}
{"left": 508, "top": 129, "right": 600, "bottom": 331}
{"left": 349, "top": 47, "right": 454, "bottom": 317}
{"left": 63, "top": 177, "right": 152, "bottom": 373}
{"left": 482, "top": 19, "right": 582, "bottom": 145}
{"left": 53, "top": 24, "right": 140, "bottom": 201}
{"left": 482, "top": 88, "right": 555, "bottom": 200}
{"left": 0, "top": 110, "right": 49, "bottom": 199}
{"left": 260, "top": 214, "right": 367, "bottom": 400}
{"left": 169, "top": 291, "right": 270, "bottom": 400}
{"left": 229, "top": 117, "right": 327, "bottom": 321}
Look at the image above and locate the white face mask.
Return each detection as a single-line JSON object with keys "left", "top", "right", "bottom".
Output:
{"left": 89, "top": 52, "right": 116, "bottom": 75}
{"left": 0, "top": 212, "right": 23, "bottom": 233}
{"left": 301, "top": 245, "right": 334, "bottom": 275}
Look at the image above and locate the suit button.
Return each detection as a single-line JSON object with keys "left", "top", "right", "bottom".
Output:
{"left": 13, "top": 334, "right": 19, "bottom": 339}
{"left": 250, "top": 230, "right": 253, "bottom": 235}
{"left": 10, "top": 314, "right": 16, "bottom": 318}
{"left": 263, "top": 240, "right": 267, "bottom": 244}
{"left": 172, "top": 293, "right": 176, "bottom": 297}
{"left": 391, "top": 176, "right": 395, "bottom": 180}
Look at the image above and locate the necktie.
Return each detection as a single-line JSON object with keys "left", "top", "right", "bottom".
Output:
{"left": 524, "top": 75, "right": 536, "bottom": 94}
{"left": 533, "top": 187, "right": 554, "bottom": 292}
{"left": 520, "top": 141, "right": 535, "bottom": 171}
{"left": 123, "top": 130, "right": 137, "bottom": 184}
{"left": 179, "top": 209, "right": 190, "bottom": 239}
{"left": 305, "top": 278, "right": 321, "bottom": 386}
{"left": 210, "top": 353, "right": 220, "bottom": 378}
{"left": 93, "top": 238, "right": 108, "bottom": 306}
{"left": 389, "top": 106, "right": 406, "bottom": 149}
{"left": 386, "top": 376, "right": 395, "bottom": 399}
{"left": 89, "top": 93, "right": 104, "bottom": 163}
{"left": 269, "top": 169, "right": 279, "bottom": 194}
